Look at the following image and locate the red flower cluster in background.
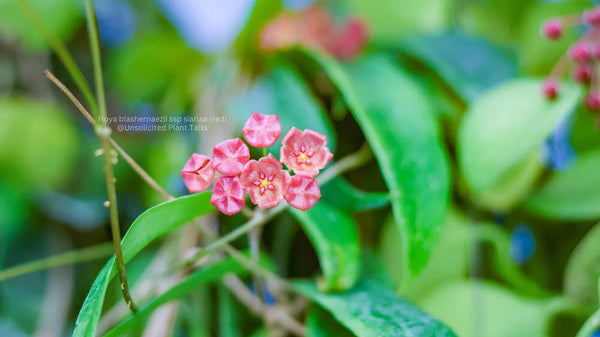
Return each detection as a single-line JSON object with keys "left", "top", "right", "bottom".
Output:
{"left": 181, "top": 113, "right": 333, "bottom": 215}
{"left": 259, "top": 5, "right": 368, "bottom": 60}
{"left": 541, "top": 6, "right": 600, "bottom": 127}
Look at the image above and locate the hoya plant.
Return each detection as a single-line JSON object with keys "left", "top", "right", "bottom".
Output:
{"left": 1, "top": 0, "right": 600, "bottom": 337}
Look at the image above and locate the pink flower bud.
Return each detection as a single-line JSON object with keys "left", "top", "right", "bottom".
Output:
{"left": 570, "top": 42, "right": 591, "bottom": 63}
{"left": 210, "top": 176, "right": 245, "bottom": 215}
{"left": 583, "top": 8, "right": 600, "bottom": 26}
{"left": 332, "top": 17, "right": 368, "bottom": 60}
{"left": 212, "top": 138, "right": 250, "bottom": 176}
{"left": 542, "top": 79, "right": 559, "bottom": 100}
{"left": 541, "top": 19, "right": 563, "bottom": 40}
{"left": 242, "top": 112, "right": 282, "bottom": 148}
{"left": 284, "top": 175, "right": 321, "bottom": 211}
{"left": 240, "top": 154, "right": 290, "bottom": 208}
{"left": 572, "top": 63, "right": 592, "bottom": 83}
{"left": 585, "top": 91, "right": 600, "bottom": 111}
{"left": 181, "top": 154, "right": 215, "bottom": 193}
{"left": 280, "top": 127, "right": 333, "bottom": 177}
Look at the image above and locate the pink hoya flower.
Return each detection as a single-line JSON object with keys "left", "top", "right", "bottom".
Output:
{"left": 212, "top": 138, "right": 250, "bottom": 176}
{"left": 240, "top": 154, "right": 290, "bottom": 208}
{"left": 284, "top": 175, "right": 321, "bottom": 211}
{"left": 280, "top": 127, "right": 333, "bottom": 177}
{"left": 210, "top": 176, "right": 245, "bottom": 215}
{"left": 242, "top": 112, "right": 282, "bottom": 148}
{"left": 181, "top": 154, "right": 215, "bottom": 193}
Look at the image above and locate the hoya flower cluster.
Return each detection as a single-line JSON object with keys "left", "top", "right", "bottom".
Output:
{"left": 541, "top": 6, "right": 600, "bottom": 125}
{"left": 181, "top": 113, "right": 333, "bottom": 215}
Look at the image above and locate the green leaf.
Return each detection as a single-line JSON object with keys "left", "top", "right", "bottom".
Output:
{"left": 564, "top": 221, "right": 600, "bottom": 305}
{"left": 0, "top": 97, "right": 79, "bottom": 188}
{"left": 306, "top": 306, "right": 355, "bottom": 337}
{"left": 295, "top": 279, "right": 457, "bottom": 337}
{"left": 524, "top": 150, "right": 600, "bottom": 221}
{"left": 417, "top": 280, "right": 577, "bottom": 337}
{"left": 104, "top": 258, "right": 249, "bottom": 336}
{"left": 290, "top": 202, "right": 361, "bottom": 291}
{"left": 0, "top": 0, "right": 82, "bottom": 50}
{"left": 400, "top": 32, "right": 517, "bottom": 103}
{"left": 320, "top": 178, "right": 389, "bottom": 212}
{"left": 300, "top": 51, "right": 450, "bottom": 282}
{"left": 73, "top": 192, "right": 215, "bottom": 337}
{"left": 458, "top": 79, "right": 580, "bottom": 194}
{"left": 228, "top": 65, "right": 336, "bottom": 153}
{"left": 379, "top": 209, "right": 469, "bottom": 300}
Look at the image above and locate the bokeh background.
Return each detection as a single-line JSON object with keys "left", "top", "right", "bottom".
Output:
{"left": 1, "top": 0, "right": 600, "bottom": 336}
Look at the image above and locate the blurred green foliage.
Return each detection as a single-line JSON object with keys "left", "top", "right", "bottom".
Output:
{"left": 1, "top": 0, "right": 600, "bottom": 336}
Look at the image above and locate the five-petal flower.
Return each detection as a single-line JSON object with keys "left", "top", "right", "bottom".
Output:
{"left": 240, "top": 154, "right": 290, "bottom": 208}
{"left": 210, "top": 176, "right": 246, "bottom": 215}
{"left": 284, "top": 175, "right": 321, "bottom": 211}
{"left": 212, "top": 138, "right": 250, "bottom": 176}
{"left": 242, "top": 112, "right": 282, "bottom": 148}
{"left": 180, "top": 153, "right": 215, "bottom": 193}
{"left": 280, "top": 127, "right": 333, "bottom": 177}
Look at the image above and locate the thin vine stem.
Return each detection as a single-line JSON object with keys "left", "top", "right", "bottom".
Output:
{"left": 0, "top": 243, "right": 113, "bottom": 281}
{"left": 83, "top": 0, "right": 137, "bottom": 313}
{"left": 16, "top": 0, "right": 98, "bottom": 117}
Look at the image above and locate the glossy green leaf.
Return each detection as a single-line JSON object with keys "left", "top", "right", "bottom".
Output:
{"left": 458, "top": 79, "right": 580, "bottom": 194}
{"left": 306, "top": 306, "right": 355, "bottom": 337}
{"left": 73, "top": 192, "right": 215, "bottom": 337}
{"left": 0, "top": 97, "right": 79, "bottom": 188}
{"left": 104, "top": 258, "right": 249, "bottom": 336}
{"left": 564, "top": 221, "right": 600, "bottom": 305}
{"left": 0, "top": 0, "right": 82, "bottom": 50}
{"left": 228, "top": 65, "right": 336, "bottom": 153}
{"left": 417, "top": 281, "right": 578, "bottom": 337}
{"left": 320, "top": 178, "right": 389, "bottom": 212}
{"left": 524, "top": 150, "right": 600, "bottom": 221}
{"left": 291, "top": 202, "right": 361, "bottom": 291}
{"left": 301, "top": 51, "right": 450, "bottom": 282}
{"left": 295, "top": 279, "right": 457, "bottom": 337}
{"left": 400, "top": 32, "right": 517, "bottom": 103}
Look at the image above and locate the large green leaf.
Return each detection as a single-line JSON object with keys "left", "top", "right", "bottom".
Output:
{"left": 228, "top": 65, "right": 336, "bottom": 153}
{"left": 458, "top": 79, "right": 580, "bottom": 194}
{"left": 300, "top": 51, "right": 450, "bottom": 283}
{"left": 73, "top": 192, "right": 215, "bottom": 337}
{"left": 291, "top": 202, "right": 361, "bottom": 291}
{"left": 320, "top": 178, "right": 389, "bottom": 212}
{"left": 104, "top": 258, "right": 249, "bottom": 336}
{"left": 306, "top": 306, "right": 355, "bottom": 337}
{"left": 524, "top": 150, "right": 600, "bottom": 221}
{"left": 564, "top": 221, "right": 600, "bottom": 305}
{"left": 400, "top": 32, "right": 517, "bottom": 103}
{"left": 417, "top": 281, "right": 578, "bottom": 337}
{"left": 295, "top": 279, "right": 457, "bottom": 337}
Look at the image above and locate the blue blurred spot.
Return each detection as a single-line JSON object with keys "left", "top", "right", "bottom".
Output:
{"left": 590, "top": 329, "right": 600, "bottom": 337}
{"left": 158, "top": 0, "right": 256, "bottom": 53}
{"left": 283, "top": 0, "right": 314, "bottom": 10}
{"left": 510, "top": 224, "right": 536, "bottom": 265}
{"left": 95, "top": 0, "right": 137, "bottom": 47}
{"left": 250, "top": 282, "right": 276, "bottom": 306}
{"left": 542, "top": 114, "right": 576, "bottom": 171}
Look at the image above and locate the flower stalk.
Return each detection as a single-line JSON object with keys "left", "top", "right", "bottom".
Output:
{"left": 83, "top": 0, "right": 137, "bottom": 313}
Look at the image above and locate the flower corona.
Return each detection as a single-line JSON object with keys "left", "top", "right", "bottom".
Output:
{"left": 181, "top": 112, "right": 332, "bottom": 215}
